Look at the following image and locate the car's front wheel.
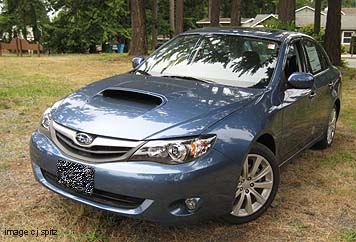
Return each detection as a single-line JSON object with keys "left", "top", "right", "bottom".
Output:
{"left": 223, "top": 143, "right": 280, "bottom": 224}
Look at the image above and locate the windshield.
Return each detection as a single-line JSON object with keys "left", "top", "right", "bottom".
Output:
{"left": 137, "top": 34, "right": 280, "bottom": 88}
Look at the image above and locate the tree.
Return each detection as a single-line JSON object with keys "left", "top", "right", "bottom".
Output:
{"left": 43, "top": 0, "right": 130, "bottom": 53}
{"left": 169, "top": 0, "right": 175, "bottom": 34}
{"left": 129, "top": 0, "right": 147, "bottom": 55}
{"left": 296, "top": 0, "right": 327, "bottom": 9}
{"left": 279, "top": 0, "right": 296, "bottom": 26}
{"left": 231, "top": 0, "right": 241, "bottom": 26}
{"left": 0, "top": 0, "right": 48, "bottom": 42}
{"left": 183, "top": 0, "right": 208, "bottom": 29}
{"left": 210, "top": 0, "right": 220, "bottom": 27}
{"left": 175, "top": 0, "right": 184, "bottom": 34}
{"left": 314, "top": 0, "right": 321, "bottom": 34}
{"left": 343, "top": 0, "right": 356, "bottom": 7}
{"left": 325, "top": 0, "right": 342, "bottom": 66}
{"left": 220, "top": 1, "right": 278, "bottom": 19}
{"left": 151, "top": 0, "right": 158, "bottom": 49}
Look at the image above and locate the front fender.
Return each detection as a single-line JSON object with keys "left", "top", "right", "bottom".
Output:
{"left": 205, "top": 94, "right": 279, "bottom": 166}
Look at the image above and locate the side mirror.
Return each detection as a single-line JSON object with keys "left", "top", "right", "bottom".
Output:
{"left": 132, "top": 57, "right": 144, "bottom": 69}
{"left": 287, "top": 72, "right": 314, "bottom": 89}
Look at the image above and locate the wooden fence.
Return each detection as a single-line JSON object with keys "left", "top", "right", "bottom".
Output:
{"left": 0, "top": 38, "right": 43, "bottom": 57}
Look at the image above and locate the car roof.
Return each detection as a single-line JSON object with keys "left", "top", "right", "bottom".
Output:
{"left": 183, "top": 27, "right": 307, "bottom": 42}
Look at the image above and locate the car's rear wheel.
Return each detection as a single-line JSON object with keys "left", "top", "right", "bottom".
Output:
{"left": 223, "top": 143, "right": 280, "bottom": 224}
{"left": 313, "top": 105, "right": 337, "bottom": 149}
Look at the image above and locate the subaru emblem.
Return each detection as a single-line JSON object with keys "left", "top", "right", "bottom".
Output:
{"left": 75, "top": 133, "right": 93, "bottom": 145}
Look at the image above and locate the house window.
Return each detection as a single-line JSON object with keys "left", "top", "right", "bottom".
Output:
{"left": 342, "top": 31, "right": 355, "bottom": 45}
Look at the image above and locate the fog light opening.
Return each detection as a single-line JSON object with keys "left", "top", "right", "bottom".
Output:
{"left": 185, "top": 198, "right": 199, "bottom": 211}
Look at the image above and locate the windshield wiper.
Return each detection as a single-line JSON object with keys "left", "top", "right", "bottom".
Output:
{"left": 135, "top": 70, "right": 151, "bottom": 76}
{"left": 162, "top": 75, "right": 215, "bottom": 84}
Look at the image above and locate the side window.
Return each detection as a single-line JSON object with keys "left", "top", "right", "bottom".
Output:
{"left": 284, "top": 43, "right": 303, "bottom": 80}
{"left": 317, "top": 45, "right": 330, "bottom": 70}
{"left": 303, "top": 40, "right": 326, "bottom": 75}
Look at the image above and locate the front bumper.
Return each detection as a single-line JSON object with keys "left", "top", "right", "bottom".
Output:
{"left": 30, "top": 131, "right": 240, "bottom": 223}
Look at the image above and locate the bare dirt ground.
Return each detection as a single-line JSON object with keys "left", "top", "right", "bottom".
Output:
{"left": 0, "top": 55, "right": 355, "bottom": 242}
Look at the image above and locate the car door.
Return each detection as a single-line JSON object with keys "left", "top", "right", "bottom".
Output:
{"left": 278, "top": 39, "right": 316, "bottom": 160}
{"left": 301, "top": 39, "right": 334, "bottom": 138}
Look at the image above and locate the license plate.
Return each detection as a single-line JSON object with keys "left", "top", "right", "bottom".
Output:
{"left": 57, "top": 160, "right": 95, "bottom": 194}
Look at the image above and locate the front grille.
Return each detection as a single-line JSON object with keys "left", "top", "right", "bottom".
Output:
{"left": 42, "top": 169, "right": 144, "bottom": 209}
{"left": 51, "top": 122, "right": 142, "bottom": 163}
{"left": 56, "top": 132, "right": 131, "bottom": 160}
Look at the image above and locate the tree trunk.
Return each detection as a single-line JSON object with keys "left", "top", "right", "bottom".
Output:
{"left": 129, "top": 0, "right": 147, "bottom": 56}
{"left": 314, "top": 0, "right": 321, "bottom": 34}
{"left": 169, "top": 0, "right": 175, "bottom": 35}
{"left": 31, "top": 3, "right": 40, "bottom": 42}
{"left": 22, "top": 27, "right": 27, "bottom": 40}
{"left": 151, "top": 0, "right": 158, "bottom": 49}
{"left": 210, "top": 0, "right": 220, "bottom": 27}
{"left": 325, "top": 0, "right": 342, "bottom": 66}
{"left": 279, "top": 0, "right": 296, "bottom": 26}
{"left": 175, "top": 0, "right": 184, "bottom": 34}
{"left": 231, "top": 0, "right": 241, "bottom": 26}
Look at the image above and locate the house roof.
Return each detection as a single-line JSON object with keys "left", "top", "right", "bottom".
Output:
{"left": 296, "top": 6, "right": 326, "bottom": 16}
{"left": 196, "top": 17, "right": 254, "bottom": 25}
{"left": 323, "top": 8, "right": 346, "bottom": 15}
{"left": 342, "top": 8, "right": 356, "bottom": 15}
{"left": 249, "top": 14, "right": 278, "bottom": 28}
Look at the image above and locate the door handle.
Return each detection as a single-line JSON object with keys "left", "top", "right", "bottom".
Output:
{"left": 328, "top": 81, "right": 334, "bottom": 89}
{"left": 309, "top": 91, "right": 316, "bottom": 99}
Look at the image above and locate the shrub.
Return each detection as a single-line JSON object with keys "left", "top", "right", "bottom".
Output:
{"left": 264, "top": 18, "right": 296, "bottom": 31}
{"left": 298, "top": 24, "right": 325, "bottom": 46}
{"left": 341, "top": 44, "right": 348, "bottom": 54}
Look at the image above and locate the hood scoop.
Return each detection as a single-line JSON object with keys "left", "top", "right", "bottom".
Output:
{"left": 100, "top": 88, "right": 164, "bottom": 110}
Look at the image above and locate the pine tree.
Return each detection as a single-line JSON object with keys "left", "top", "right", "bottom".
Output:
{"left": 129, "top": 0, "right": 147, "bottom": 55}
{"left": 325, "top": 0, "right": 342, "bottom": 66}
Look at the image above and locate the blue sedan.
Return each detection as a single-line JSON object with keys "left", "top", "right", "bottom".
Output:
{"left": 30, "top": 28, "right": 342, "bottom": 224}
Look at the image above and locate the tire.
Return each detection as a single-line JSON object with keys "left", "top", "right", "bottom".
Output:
{"left": 222, "top": 142, "right": 280, "bottom": 224}
{"left": 313, "top": 105, "right": 337, "bottom": 150}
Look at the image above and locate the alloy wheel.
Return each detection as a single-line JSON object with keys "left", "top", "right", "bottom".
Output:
{"left": 231, "top": 154, "right": 273, "bottom": 217}
{"left": 327, "top": 107, "right": 337, "bottom": 145}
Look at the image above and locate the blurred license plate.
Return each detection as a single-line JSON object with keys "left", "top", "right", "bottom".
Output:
{"left": 57, "top": 160, "right": 95, "bottom": 194}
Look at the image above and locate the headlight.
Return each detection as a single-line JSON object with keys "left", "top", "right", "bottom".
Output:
{"left": 41, "top": 107, "right": 52, "bottom": 130}
{"left": 129, "top": 135, "right": 216, "bottom": 164}
{"left": 39, "top": 100, "right": 62, "bottom": 135}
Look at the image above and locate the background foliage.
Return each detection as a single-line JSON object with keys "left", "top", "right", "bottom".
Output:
{"left": 0, "top": 0, "right": 355, "bottom": 53}
{"left": 44, "top": 0, "right": 130, "bottom": 53}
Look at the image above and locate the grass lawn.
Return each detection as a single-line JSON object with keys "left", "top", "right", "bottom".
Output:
{"left": 0, "top": 54, "right": 355, "bottom": 242}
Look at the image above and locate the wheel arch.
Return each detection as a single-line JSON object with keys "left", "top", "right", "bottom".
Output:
{"left": 255, "top": 133, "right": 276, "bottom": 155}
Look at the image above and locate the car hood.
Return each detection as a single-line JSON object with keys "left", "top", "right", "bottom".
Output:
{"left": 53, "top": 74, "right": 264, "bottom": 140}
